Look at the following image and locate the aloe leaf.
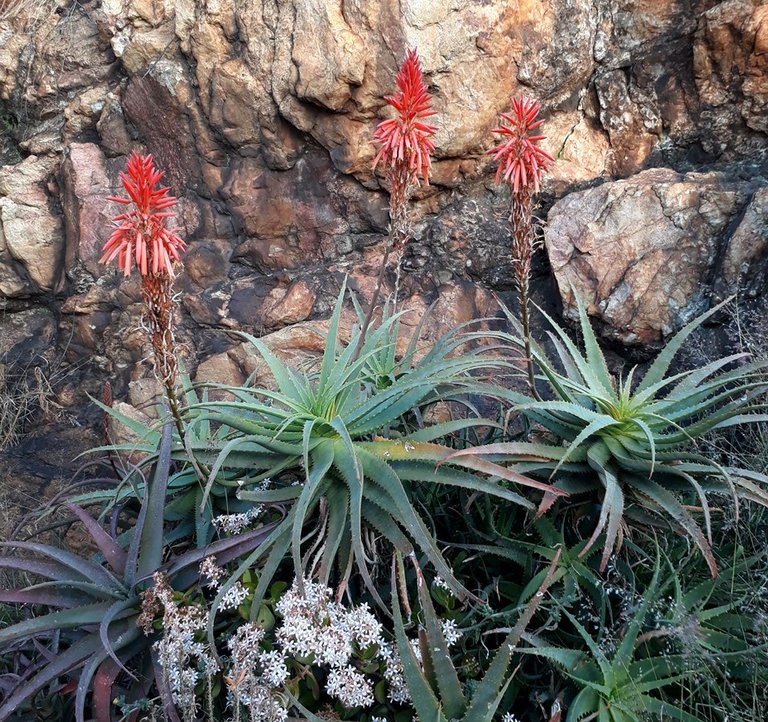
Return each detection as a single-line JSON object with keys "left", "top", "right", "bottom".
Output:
{"left": 368, "top": 439, "right": 563, "bottom": 498}
{"left": 0, "top": 632, "right": 105, "bottom": 721}
{"left": 291, "top": 440, "right": 333, "bottom": 582}
{"left": 566, "top": 685, "right": 601, "bottom": 722}
{"left": 404, "top": 417, "right": 499, "bottom": 442}
{"left": 207, "top": 514, "right": 293, "bottom": 646}
{"left": 319, "top": 484, "right": 349, "bottom": 584}
{"left": 0, "top": 602, "right": 121, "bottom": 645}
{"left": 0, "top": 554, "right": 93, "bottom": 585}
{"left": 89, "top": 397, "right": 162, "bottom": 444}
{"left": 357, "top": 448, "right": 467, "bottom": 599}
{"left": 639, "top": 695, "right": 703, "bottom": 722}
{"left": 464, "top": 550, "right": 562, "bottom": 722}
{"left": 64, "top": 503, "right": 127, "bottom": 577}
{"left": 160, "top": 521, "right": 281, "bottom": 590}
{"left": 237, "top": 331, "right": 303, "bottom": 399}
{"left": 449, "top": 542, "right": 529, "bottom": 566}
{"left": 446, "top": 450, "right": 566, "bottom": 498}
{"left": 447, "top": 441, "right": 576, "bottom": 462}
{"left": 0, "top": 542, "right": 124, "bottom": 592}
{"left": 360, "top": 498, "right": 413, "bottom": 555}
{"left": 532, "top": 302, "right": 614, "bottom": 400}
{"left": 634, "top": 478, "right": 717, "bottom": 577}
{"left": 330, "top": 434, "right": 386, "bottom": 611}
{"left": 198, "top": 435, "right": 267, "bottom": 512}
{"left": 235, "top": 486, "right": 303, "bottom": 503}
{"left": 554, "top": 416, "right": 621, "bottom": 477}
{"left": 90, "top": 656, "right": 124, "bottom": 722}
{"left": 574, "top": 294, "right": 615, "bottom": 396}
{"left": 99, "top": 597, "right": 141, "bottom": 678}
{"left": 317, "top": 278, "right": 347, "bottom": 396}
{"left": 0, "top": 578, "right": 122, "bottom": 604}
{"left": 390, "top": 564, "right": 445, "bottom": 722}
{"left": 76, "top": 623, "right": 142, "bottom": 722}
{"left": 393, "top": 460, "right": 533, "bottom": 509}
{"left": 134, "top": 420, "right": 173, "bottom": 584}
{"left": 413, "top": 565, "right": 466, "bottom": 718}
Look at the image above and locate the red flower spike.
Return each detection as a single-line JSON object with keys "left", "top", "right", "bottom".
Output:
{"left": 488, "top": 97, "right": 554, "bottom": 193}
{"left": 372, "top": 49, "right": 437, "bottom": 184}
{"left": 100, "top": 151, "right": 187, "bottom": 277}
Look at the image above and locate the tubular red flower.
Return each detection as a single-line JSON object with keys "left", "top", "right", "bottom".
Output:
{"left": 372, "top": 49, "right": 437, "bottom": 184}
{"left": 100, "top": 151, "right": 186, "bottom": 277}
{"left": 488, "top": 97, "right": 553, "bottom": 193}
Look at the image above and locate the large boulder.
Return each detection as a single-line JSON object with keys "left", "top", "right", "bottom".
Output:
{"left": 545, "top": 168, "right": 768, "bottom": 346}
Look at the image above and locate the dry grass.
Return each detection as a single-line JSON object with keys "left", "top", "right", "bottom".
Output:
{"left": 0, "top": 0, "right": 59, "bottom": 25}
{"left": 0, "top": 359, "right": 61, "bottom": 450}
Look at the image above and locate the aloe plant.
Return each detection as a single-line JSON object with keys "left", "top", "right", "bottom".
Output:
{"left": 184, "top": 282, "right": 564, "bottom": 623}
{"left": 0, "top": 422, "right": 274, "bottom": 722}
{"left": 521, "top": 561, "right": 702, "bottom": 722}
{"left": 72, "top": 373, "right": 250, "bottom": 549}
{"left": 383, "top": 551, "right": 560, "bottom": 722}
{"left": 451, "top": 296, "right": 768, "bottom": 575}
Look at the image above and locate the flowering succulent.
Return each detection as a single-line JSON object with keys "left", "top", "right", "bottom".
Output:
{"left": 489, "top": 97, "right": 553, "bottom": 397}
{"left": 488, "top": 96, "right": 553, "bottom": 193}
{"left": 101, "top": 151, "right": 186, "bottom": 277}
{"left": 372, "top": 49, "right": 437, "bottom": 184}
{"left": 101, "top": 151, "right": 188, "bottom": 439}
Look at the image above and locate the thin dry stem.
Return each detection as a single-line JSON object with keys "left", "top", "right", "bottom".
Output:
{"left": 509, "top": 187, "right": 541, "bottom": 400}
{"left": 352, "top": 162, "right": 414, "bottom": 362}
{"left": 141, "top": 274, "right": 186, "bottom": 443}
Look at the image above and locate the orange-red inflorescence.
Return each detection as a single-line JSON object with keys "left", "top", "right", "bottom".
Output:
{"left": 488, "top": 97, "right": 554, "bottom": 193}
{"left": 101, "top": 151, "right": 186, "bottom": 277}
{"left": 372, "top": 49, "right": 437, "bottom": 183}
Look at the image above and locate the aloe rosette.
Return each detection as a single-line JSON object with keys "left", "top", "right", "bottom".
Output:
{"left": 185, "top": 282, "right": 564, "bottom": 622}
{"left": 0, "top": 424, "right": 275, "bottom": 722}
{"left": 451, "top": 296, "right": 768, "bottom": 576}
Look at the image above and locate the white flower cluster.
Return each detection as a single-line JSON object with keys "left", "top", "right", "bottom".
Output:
{"left": 274, "top": 578, "right": 463, "bottom": 709}
{"left": 219, "top": 581, "right": 250, "bottom": 611}
{"left": 377, "top": 640, "right": 410, "bottom": 704}
{"left": 441, "top": 619, "right": 462, "bottom": 647}
{"left": 226, "top": 623, "right": 289, "bottom": 722}
{"left": 275, "top": 579, "right": 381, "bottom": 708}
{"left": 501, "top": 713, "right": 522, "bottom": 722}
{"left": 199, "top": 555, "right": 225, "bottom": 588}
{"left": 153, "top": 573, "right": 219, "bottom": 722}
{"left": 212, "top": 506, "right": 265, "bottom": 535}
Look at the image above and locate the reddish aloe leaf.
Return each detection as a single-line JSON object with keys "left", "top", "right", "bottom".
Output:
{"left": 92, "top": 657, "right": 122, "bottom": 722}
{"left": 0, "top": 633, "right": 103, "bottom": 721}
{"left": 0, "top": 588, "right": 85, "bottom": 608}
{"left": 65, "top": 503, "right": 127, "bottom": 576}
{"left": 0, "top": 542, "right": 123, "bottom": 590}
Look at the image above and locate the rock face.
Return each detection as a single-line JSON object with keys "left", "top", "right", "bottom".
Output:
{"left": 0, "top": 0, "right": 766, "bottom": 475}
{"left": 545, "top": 168, "right": 767, "bottom": 346}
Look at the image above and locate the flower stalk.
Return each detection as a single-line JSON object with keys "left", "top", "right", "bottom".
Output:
{"left": 488, "top": 97, "right": 553, "bottom": 398}
{"left": 101, "top": 151, "right": 188, "bottom": 442}
{"left": 353, "top": 50, "right": 436, "bottom": 361}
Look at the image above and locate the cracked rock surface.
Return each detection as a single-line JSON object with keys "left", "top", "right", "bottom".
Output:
{"left": 0, "top": 0, "right": 766, "bottom": 484}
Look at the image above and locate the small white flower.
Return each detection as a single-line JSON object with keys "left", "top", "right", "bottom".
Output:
{"left": 325, "top": 664, "right": 374, "bottom": 708}
{"left": 441, "top": 619, "right": 462, "bottom": 646}
{"left": 219, "top": 582, "right": 249, "bottom": 611}
{"left": 199, "top": 556, "right": 224, "bottom": 588}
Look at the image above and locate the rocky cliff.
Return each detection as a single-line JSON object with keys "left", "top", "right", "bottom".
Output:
{"left": 0, "top": 0, "right": 766, "bottom": 484}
